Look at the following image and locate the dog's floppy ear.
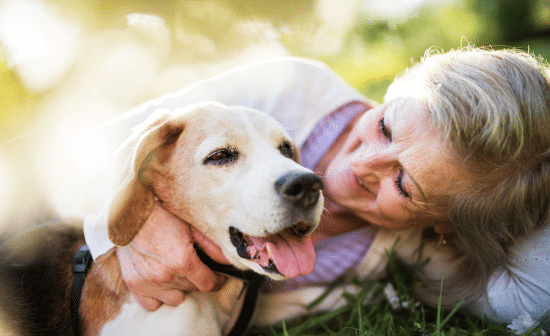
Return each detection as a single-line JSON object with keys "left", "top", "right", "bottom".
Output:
{"left": 108, "top": 109, "right": 184, "bottom": 246}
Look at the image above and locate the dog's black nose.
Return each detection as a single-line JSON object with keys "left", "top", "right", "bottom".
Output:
{"left": 275, "top": 171, "right": 323, "bottom": 209}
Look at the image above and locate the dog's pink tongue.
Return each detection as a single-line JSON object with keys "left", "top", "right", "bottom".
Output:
{"left": 247, "top": 231, "right": 316, "bottom": 278}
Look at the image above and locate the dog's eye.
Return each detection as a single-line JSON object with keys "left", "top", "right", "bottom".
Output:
{"left": 278, "top": 141, "right": 294, "bottom": 159}
{"left": 203, "top": 148, "right": 239, "bottom": 166}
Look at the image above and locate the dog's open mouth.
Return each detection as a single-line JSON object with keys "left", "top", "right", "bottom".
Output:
{"left": 229, "top": 224, "right": 316, "bottom": 278}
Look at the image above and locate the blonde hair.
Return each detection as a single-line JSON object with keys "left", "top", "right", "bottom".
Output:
{"left": 386, "top": 47, "right": 550, "bottom": 307}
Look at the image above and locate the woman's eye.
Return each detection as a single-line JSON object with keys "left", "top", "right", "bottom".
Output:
{"left": 395, "top": 172, "right": 410, "bottom": 198}
{"left": 379, "top": 117, "right": 391, "bottom": 140}
{"left": 203, "top": 148, "right": 239, "bottom": 166}
{"left": 278, "top": 141, "right": 294, "bottom": 159}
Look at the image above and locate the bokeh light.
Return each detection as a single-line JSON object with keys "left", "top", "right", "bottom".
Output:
{"left": 1, "top": 0, "right": 549, "bottom": 227}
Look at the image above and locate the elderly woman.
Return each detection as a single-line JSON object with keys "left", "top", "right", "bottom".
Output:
{"left": 83, "top": 47, "right": 550, "bottom": 325}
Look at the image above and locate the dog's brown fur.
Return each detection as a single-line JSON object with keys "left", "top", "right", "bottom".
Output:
{"left": 0, "top": 223, "right": 84, "bottom": 335}
{"left": 80, "top": 250, "right": 128, "bottom": 336}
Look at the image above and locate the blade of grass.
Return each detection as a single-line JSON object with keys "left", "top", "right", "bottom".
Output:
{"left": 439, "top": 300, "right": 464, "bottom": 328}
{"left": 305, "top": 273, "right": 358, "bottom": 311}
{"left": 281, "top": 320, "right": 288, "bottom": 336}
{"left": 356, "top": 300, "right": 363, "bottom": 332}
{"left": 305, "top": 284, "right": 339, "bottom": 311}
{"left": 286, "top": 306, "right": 350, "bottom": 334}
{"left": 434, "top": 270, "right": 446, "bottom": 336}
{"left": 263, "top": 322, "right": 280, "bottom": 336}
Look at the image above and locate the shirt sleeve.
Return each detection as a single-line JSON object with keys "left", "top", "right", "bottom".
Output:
{"left": 465, "top": 224, "right": 550, "bottom": 324}
{"left": 82, "top": 57, "right": 368, "bottom": 259}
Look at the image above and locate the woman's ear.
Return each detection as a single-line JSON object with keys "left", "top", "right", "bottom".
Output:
{"left": 108, "top": 109, "right": 185, "bottom": 246}
{"left": 433, "top": 223, "right": 454, "bottom": 235}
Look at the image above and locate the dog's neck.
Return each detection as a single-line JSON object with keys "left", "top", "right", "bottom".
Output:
{"left": 76, "top": 247, "right": 264, "bottom": 336}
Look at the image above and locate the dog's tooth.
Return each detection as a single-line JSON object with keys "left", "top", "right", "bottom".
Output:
{"left": 242, "top": 235, "right": 253, "bottom": 246}
{"left": 291, "top": 222, "right": 308, "bottom": 237}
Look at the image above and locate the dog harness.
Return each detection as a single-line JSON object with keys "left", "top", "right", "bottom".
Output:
{"left": 71, "top": 244, "right": 94, "bottom": 336}
{"left": 70, "top": 245, "right": 262, "bottom": 336}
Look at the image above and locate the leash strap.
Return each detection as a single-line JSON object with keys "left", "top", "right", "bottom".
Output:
{"left": 71, "top": 244, "right": 93, "bottom": 336}
{"left": 196, "top": 247, "right": 265, "bottom": 336}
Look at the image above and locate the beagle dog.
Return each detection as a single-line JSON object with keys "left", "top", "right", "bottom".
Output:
{"left": 0, "top": 102, "right": 324, "bottom": 336}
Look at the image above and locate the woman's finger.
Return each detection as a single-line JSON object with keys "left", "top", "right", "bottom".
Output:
{"left": 191, "top": 226, "right": 230, "bottom": 265}
{"left": 172, "top": 248, "right": 228, "bottom": 292}
{"left": 133, "top": 294, "right": 162, "bottom": 312}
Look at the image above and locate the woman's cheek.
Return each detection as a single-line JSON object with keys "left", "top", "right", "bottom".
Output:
{"left": 375, "top": 188, "right": 413, "bottom": 227}
{"left": 323, "top": 160, "right": 347, "bottom": 194}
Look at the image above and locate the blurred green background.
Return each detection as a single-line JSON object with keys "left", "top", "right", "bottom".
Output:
{"left": 1, "top": 0, "right": 549, "bottom": 143}
{"left": 1, "top": 2, "right": 549, "bottom": 332}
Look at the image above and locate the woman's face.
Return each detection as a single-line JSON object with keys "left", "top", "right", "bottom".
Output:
{"left": 323, "top": 99, "right": 467, "bottom": 230}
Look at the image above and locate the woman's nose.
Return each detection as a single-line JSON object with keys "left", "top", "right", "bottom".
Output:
{"left": 350, "top": 142, "right": 398, "bottom": 177}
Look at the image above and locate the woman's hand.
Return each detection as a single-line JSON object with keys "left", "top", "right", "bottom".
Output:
{"left": 116, "top": 203, "right": 229, "bottom": 311}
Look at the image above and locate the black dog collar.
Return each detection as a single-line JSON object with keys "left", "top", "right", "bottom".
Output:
{"left": 195, "top": 247, "right": 265, "bottom": 336}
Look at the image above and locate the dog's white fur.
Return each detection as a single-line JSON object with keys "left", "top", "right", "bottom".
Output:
{"left": 77, "top": 101, "right": 323, "bottom": 336}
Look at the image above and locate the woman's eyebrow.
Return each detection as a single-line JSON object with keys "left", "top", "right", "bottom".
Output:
{"left": 403, "top": 167, "right": 427, "bottom": 202}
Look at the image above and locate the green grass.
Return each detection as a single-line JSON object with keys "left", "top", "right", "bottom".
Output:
{"left": 247, "top": 254, "right": 548, "bottom": 336}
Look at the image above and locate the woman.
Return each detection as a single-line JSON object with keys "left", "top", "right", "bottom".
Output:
{"left": 83, "top": 47, "right": 550, "bottom": 325}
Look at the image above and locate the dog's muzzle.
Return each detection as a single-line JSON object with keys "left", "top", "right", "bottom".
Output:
{"left": 229, "top": 171, "right": 323, "bottom": 278}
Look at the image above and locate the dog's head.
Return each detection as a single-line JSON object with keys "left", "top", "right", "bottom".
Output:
{"left": 108, "top": 102, "right": 323, "bottom": 280}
